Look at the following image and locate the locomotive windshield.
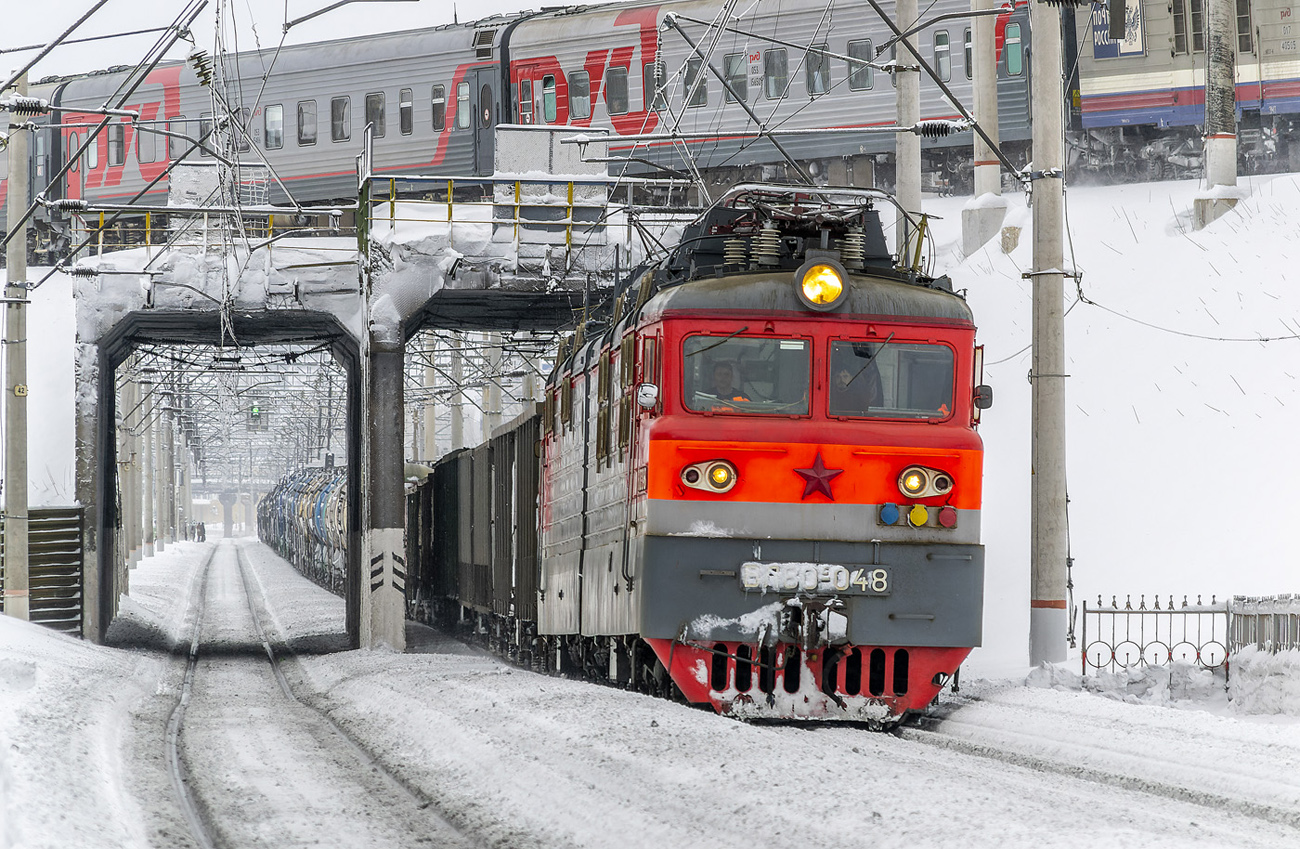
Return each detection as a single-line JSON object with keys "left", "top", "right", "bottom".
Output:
{"left": 829, "top": 340, "right": 954, "bottom": 419}
{"left": 683, "top": 335, "right": 810, "bottom": 415}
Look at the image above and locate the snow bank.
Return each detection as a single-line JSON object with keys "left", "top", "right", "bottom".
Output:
{"left": 1028, "top": 660, "right": 1225, "bottom": 708}
{"left": 1227, "top": 647, "right": 1300, "bottom": 716}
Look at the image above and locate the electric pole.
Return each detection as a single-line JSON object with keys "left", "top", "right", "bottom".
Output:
{"left": 1196, "top": 0, "right": 1239, "bottom": 228}
{"left": 895, "top": 0, "right": 922, "bottom": 256}
{"left": 3, "top": 72, "right": 30, "bottom": 620}
{"left": 1028, "top": 2, "right": 1069, "bottom": 666}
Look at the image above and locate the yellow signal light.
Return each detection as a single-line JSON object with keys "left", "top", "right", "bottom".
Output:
{"left": 794, "top": 258, "right": 849, "bottom": 311}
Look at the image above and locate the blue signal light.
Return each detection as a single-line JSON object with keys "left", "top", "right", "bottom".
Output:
{"left": 879, "top": 502, "right": 900, "bottom": 525}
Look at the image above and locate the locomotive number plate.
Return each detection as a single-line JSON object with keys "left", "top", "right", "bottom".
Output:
{"left": 740, "top": 562, "right": 890, "bottom": 596}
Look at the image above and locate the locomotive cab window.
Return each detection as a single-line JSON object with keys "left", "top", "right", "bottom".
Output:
{"left": 683, "top": 335, "right": 809, "bottom": 415}
{"left": 828, "top": 340, "right": 955, "bottom": 419}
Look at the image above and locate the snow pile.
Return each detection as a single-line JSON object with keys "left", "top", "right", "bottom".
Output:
{"left": 1227, "top": 647, "right": 1300, "bottom": 716}
{"left": 1027, "top": 661, "right": 1225, "bottom": 708}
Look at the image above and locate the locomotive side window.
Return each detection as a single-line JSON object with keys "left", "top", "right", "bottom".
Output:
{"left": 1190, "top": 0, "right": 1205, "bottom": 52}
{"left": 108, "top": 123, "right": 125, "bottom": 166}
{"left": 542, "top": 75, "right": 557, "bottom": 123}
{"left": 606, "top": 66, "right": 629, "bottom": 114}
{"left": 265, "top": 104, "right": 284, "bottom": 150}
{"left": 1173, "top": 0, "right": 1189, "bottom": 54}
{"left": 964, "top": 29, "right": 972, "bottom": 80}
{"left": 1004, "top": 24, "right": 1023, "bottom": 76}
{"left": 456, "top": 82, "right": 470, "bottom": 129}
{"left": 724, "top": 53, "right": 747, "bottom": 102}
{"left": 431, "top": 86, "right": 446, "bottom": 131}
{"left": 805, "top": 45, "right": 830, "bottom": 96}
{"left": 684, "top": 58, "right": 707, "bottom": 107}
{"left": 297, "top": 101, "right": 317, "bottom": 146}
{"left": 366, "top": 93, "right": 385, "bottom": 138}
{"left": 399, "top": 89, "right": 413, "bottom": 135}
{"left": 764, "top": 48, "right": 788, "bottom": 99}
{"left": 571, "top": 71, "right": 592, "bottom": 119}
{"left": 682, "top": 335, "right": 809, "bottom": 415}
{"left": 137, "top": 123, "right": 157, "bottom": 164}
{"left": 828, "top": 341, "right": 954, "bottom": 420}
{"left": 1236, "top": 0, "right": 1253, "bottom": 54}
{"left": 847, "top": 40, "right": 874, "bottom": 90}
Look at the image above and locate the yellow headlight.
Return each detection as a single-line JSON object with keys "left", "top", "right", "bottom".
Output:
{"left": 709, "top": 464, "right": 733, "bottom": 488}
{"left": 902, "top": 470, "right": 926, "bottom": 495}
{"left": 801, "top": 264, "right": 843, "bottom": 305}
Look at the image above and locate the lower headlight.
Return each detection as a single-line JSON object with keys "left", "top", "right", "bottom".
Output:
{"left": 681, "top": 460, "right": 738, "bottom": 493}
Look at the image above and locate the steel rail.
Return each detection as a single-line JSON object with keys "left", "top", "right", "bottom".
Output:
{"left": 163, "top": 544, "right": 221, "bottom": 849}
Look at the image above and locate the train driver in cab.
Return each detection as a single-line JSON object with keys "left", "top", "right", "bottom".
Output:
{"left": 830, "top": 350, "right": 882, "bottom": 416}
{"left": 709, "top": 361, "right": 750, "bottom": 403}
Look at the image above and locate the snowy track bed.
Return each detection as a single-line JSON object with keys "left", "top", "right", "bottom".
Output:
{"left": 898, "top": 682, "right": 1300, "bottom": 827}
{"left": 175, "top": 540, "right": 474, "bottom": 849}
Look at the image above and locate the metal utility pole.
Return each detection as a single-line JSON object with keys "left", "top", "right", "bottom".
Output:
{"left": 961, "top": 0, "right": 1008, "bottom": 255}
{"left": 1029, "top": 1, "right": 1069, "bottom": 666}
{"left": 142, "top": 373, "right": 155, "bottom": 557}
{"left": 895, "top": 0, "right": 922, "bottom": 256}
{"left": 4, "top": 72, "right": 30, "bottom": 620}
{"left": 449, "top": 335, "right": 464, "bottom": 450}
{"left": 1195, "top": 0, "right": 1239, "bottom": 228}
{"left": 423, "top": 334, "right": 437, "bottom": 460}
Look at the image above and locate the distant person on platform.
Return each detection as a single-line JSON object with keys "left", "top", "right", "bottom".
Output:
{"left": 197, "top": 522, "right": 206, "bottom": 542}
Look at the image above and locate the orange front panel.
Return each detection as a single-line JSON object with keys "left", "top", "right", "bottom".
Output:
{"left": 646, "top": 438, "right": 983, "bottom": 509}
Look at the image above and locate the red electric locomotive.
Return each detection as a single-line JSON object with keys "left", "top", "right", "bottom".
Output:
{"left": 530, "top": 184, "right": 991, "bottom": 724}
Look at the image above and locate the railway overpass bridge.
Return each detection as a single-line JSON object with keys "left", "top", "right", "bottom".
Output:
{"left": 66, "top": 127, "right": 661, "bottom": 649}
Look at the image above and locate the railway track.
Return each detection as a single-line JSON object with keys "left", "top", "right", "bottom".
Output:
{"left": 163, "top": 538, "right": 478, "bottom": 849}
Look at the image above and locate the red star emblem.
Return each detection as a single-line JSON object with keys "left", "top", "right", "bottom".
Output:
{"left": 794, "top": 451, "right": 843, "bottom": 500}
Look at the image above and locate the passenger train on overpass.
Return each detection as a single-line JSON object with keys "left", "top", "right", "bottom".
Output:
{"left": 3, "top": 0, "right": 1298, "bottom": 260}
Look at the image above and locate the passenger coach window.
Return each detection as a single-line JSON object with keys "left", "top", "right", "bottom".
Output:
{"left": 399, "top": 88, "right": 413, "bottom": 135}
{"left": 764, "top": 49, "right": 788, "bottom": 99}
{"left": 235, "top": 107, "right": 251, "bottom": 151}
{"left": 847, "top": 40, "right": 874, "bottom": 90}
{"left": 199, "top": 113, "right": 213, "bottom": 156}
{"left": 331, "top": 96, "right": 350, "bottom": 141}
{"left": 644, "top": 63, "right": 666, "bottom": 111}
{"left": 431, "top": 86, "right": 446, "bottom": 130}
{"left": 519, "top": 78, "right": 533, "bottom": 124}
{"left": 265, "top": 104, "right": 283, "bottom": 149}
{"left": 605, "top": 66, "right": 629, "bottom": 114}
{"left": 542, "top": 75, "right": 557, "bottom": 123}
{"left": 806, "top": 45, "right": 830, "bottom": 96}
{"left": 570, "top": 71, "right": 591, "bottom": 119}
{"left": 724, "top": 53, "right": 747, "bottom": 103}
{"left": 684, "top": 58, "right": 706, "bottom": 107}
{"left": 828, "top": 341, "right": 954, "bottom": 419}
{"left": 1004, "top": 24, "right": 1023, "bottom": 76}
{"left": 108, "top": 123, "right": 125, "bottom": 166}
{"left": 934, "top": 31, "right": 951, "bottom": 82}
{"left": 137, "top": 124, "right": 157, "bottom": 164}
{"left": 297, "top": 101, "right": 317, "bottom": 146}
{"left": 456, "top": 82, "right": 470, "bottom": 129}
{"left": 682, "top": 335, "right": 810, "bottom": 416}
{"left": 168, "top": 117, "right": 185, "bottom": 159}
{"left": 68, "top": 133, "right": 79, "bottom": 171}
{"left": 365, "top": 93, "right": 385, "bottom": 138}
{"left": 964, "top": 29, "right": 972, "bottom": 80}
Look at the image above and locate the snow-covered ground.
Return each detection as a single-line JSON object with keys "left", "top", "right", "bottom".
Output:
{"left": 3, "top": 538, "right": 1300, "bottom": 848}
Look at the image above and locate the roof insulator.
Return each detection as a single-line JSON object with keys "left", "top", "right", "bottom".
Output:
{"left": 3, "top": 96, "right": 51, "bottom": 116}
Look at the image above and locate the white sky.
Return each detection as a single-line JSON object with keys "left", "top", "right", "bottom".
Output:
{"left": 5, "top": 0, "right": 579, "bottom": 80}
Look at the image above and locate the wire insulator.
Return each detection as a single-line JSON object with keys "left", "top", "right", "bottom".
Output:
{"left": 722, "top": 237, "right": 748, "bottom": 268}
{"left": 914, "top": 120, "right": 964, "bottom": 138}
{"left": 838, "top": 229, "right": 867, "bottom": 270}
{"left": 50, "top": 198, "right": 89, "bottom": 212}
{"left": 752, "top": 226, "right": 782, "bottom": 267}
{"left": 4, "top": 96, "right": 51, "bottom": 116}
{"left": 189, "top": 49, "right": 214, "bottom": 87}
{"left": 67, "top": 266, "right": 98, "bottom": 279}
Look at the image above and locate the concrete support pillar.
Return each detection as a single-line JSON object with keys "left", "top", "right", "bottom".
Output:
{"left": 962, "top": 0, "right": 1008, "bottom": 255}
{"left": 142, "top": 376, "right": 156, "bottom": 558}
{"left": 1195, "top": 0, "right": 1240, "bottom": 228}
{"left": 164, "top": 397, "right": 176, "bottom": 544}
{"left": 1029, "top": 0, "right": 1069, "bottom": 666}
{"left": 895, "top": 0, "right": 922, "bottom": 257}
{"left": 362, "top": 337, "right": 407, "bottom": 651}
{"left": 449, "top": 335, "right": 464, "bottom": 451}
{"left": 423, "top": 333, "right": 438, "bottom": 460}
{"left": 4, "top": 73, "right": 31, "bottom": 620}
{"left": 153, "top": 386, "right": 167, "bottom": 553}
{"left": 482, "top": 332, "right": 503, "bottom": 441}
